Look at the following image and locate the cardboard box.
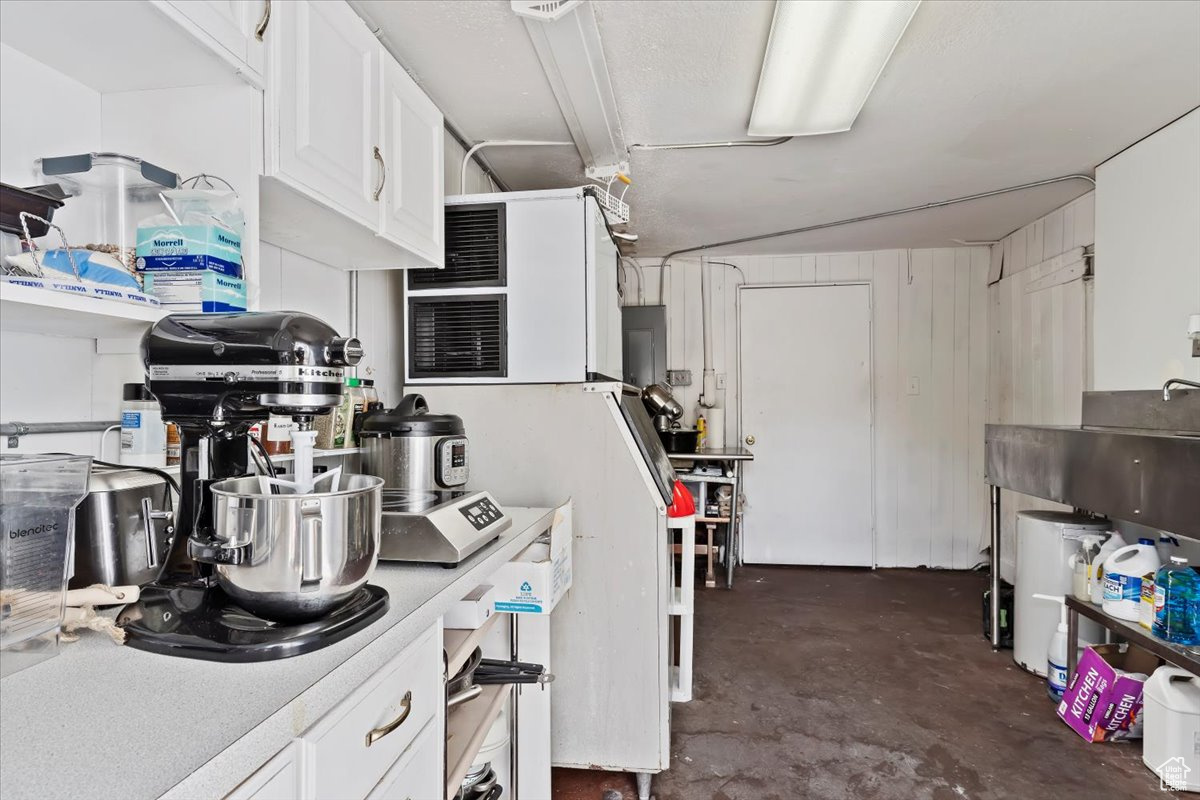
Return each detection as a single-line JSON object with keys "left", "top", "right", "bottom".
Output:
{"left": 1057, "top": 643, "right": 1161, "bottom": 742}
{"left": 444, "top": 584, "right": 496, "bottom": 630}
{"left": 143, "top": 270, "right": 246, "bottom": 312}
{"left": 491, "top": 500, "right": 573, "bottom": 615}
{"left": 136, "top": 224, "right": 242, "bottom": 277}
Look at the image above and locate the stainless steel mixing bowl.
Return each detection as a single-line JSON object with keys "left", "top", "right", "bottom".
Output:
{"left": 207, "top": 474, "right": 383, "bottom": 622}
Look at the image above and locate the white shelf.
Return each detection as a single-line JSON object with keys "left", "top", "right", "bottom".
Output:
{"left": 445, "top": 684, "right": 508, "bottom": 800}
{"left": 0, "top": 1, "right": 252, "bottom": 93}
{"left": 444, "top": 612, "right": 504, "bottom": 679}
{"left": 668, "top": 587, "right": 693, "bottom": 617}
{"left": 0, "top": 281, "right": 167, "bottom": 339}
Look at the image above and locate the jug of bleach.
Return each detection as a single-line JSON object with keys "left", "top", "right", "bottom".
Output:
{"left": 1103, "top": 539, "right": 1162, "bottom": 621}
{"left": 1090, "top": 532, "right": 1127, "bottom": 604}
{"left": 1031, "top": 594, "right": 1071, "bottom": 701}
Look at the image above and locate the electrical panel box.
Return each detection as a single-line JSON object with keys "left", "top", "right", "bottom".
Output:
{"left": 622, "top": 305, "right": 667, "bottom": 388}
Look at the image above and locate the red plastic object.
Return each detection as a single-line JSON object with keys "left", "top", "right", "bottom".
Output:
{"left": 667, "top": 480, "right": 695, "bottom": 517}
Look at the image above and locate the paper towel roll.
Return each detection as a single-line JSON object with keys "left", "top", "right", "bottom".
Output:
{"left": 707, "top": 406, "right": 726, "bottom": 449}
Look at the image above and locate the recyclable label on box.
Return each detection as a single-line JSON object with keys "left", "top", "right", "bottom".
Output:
{"left": 492, "top": 500, "right": 573, "bottom": 615}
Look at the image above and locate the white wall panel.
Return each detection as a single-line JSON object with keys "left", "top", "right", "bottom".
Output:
{"left": 1094, "top": 110, "right": 1200, "bottom": 390}
{"left": 987, "top": 192, "right": 1096, "bottom": 580}
{"left": 631, "top": 245, "right": 989, "bottom": 569}
{"left": 0, "top": 44, "right": 142, "bottom": 458}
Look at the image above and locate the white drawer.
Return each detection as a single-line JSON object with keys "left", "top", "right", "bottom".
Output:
{"left": 225, "top": 743, "right": 299, "bottom": 800}
{"left": 301, "top": 623, "right": 442, "bottom": 800}
{"left": 366, "top": 721, "right": 442, "bottom": 800}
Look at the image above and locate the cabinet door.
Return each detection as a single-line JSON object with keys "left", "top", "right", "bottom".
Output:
{"left": 272, "top": 0, "right": 380, "bottom": 228}
{"left": 365, "top": 723, "right": 442, "bottom": 800}
{"left": 162, "top": 0, "right": 267, "bottom": 80}
{"left": 224, "top": 743, "right": 299, "bottom": 800}
{"left": 379, "top": 56, "right": 445, "bottom": 265}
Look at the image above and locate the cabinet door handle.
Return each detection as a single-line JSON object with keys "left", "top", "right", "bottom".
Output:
{"left": 365, "top": 691, "right": 411, "bottom": 747}
{"left": 373, "top": 146, "right": 387, "bottom": 202}
{"left": 255, "top": 0, "right": 272, "bottom": 41}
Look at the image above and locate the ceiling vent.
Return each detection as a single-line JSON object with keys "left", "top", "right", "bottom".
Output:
{"left": 410, "top": 203, "right": 506, "bottom": 288}
{"left": 510, "top": 0, "right": 582, "bottom": 22}
{"left": 408, "top": 295, "right": 508, "bottom": 378}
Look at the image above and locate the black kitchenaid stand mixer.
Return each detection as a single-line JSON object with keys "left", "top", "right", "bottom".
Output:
{"left": 117, "top": 312, "right": 388, "bottom": 662}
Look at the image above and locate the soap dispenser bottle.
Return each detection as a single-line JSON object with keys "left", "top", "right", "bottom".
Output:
{"left": 1032, "top": 593, "right": 1070, "bottom": 702}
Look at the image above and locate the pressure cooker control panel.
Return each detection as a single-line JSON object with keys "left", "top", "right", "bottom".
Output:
{"left": 459, "top": 495, "right": 503, "bottom": 531}
{"left": 436, "top": 437, "right": 469, "bottom": 487}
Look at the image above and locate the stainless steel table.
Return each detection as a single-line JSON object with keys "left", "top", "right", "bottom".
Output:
{"left": 983, "top": 389, "right": 1200, "bottom": 650}
{"left": 1065, "top": 595, "right": 1200, "bottom": 678}
{"left": 668, "top": 448, "right": 754, "bottom": 588}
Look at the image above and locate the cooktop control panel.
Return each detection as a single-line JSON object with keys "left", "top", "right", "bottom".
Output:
{"left": 459, "top": 495, "right": 504, "bottom": 532}
{"left": 436, "top": 437, "right": 469, "bottom": 487}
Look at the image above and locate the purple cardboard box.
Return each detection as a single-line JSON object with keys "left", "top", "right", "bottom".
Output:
{"left": 1056, "top": 644, "right": 1160, "bottom": 742}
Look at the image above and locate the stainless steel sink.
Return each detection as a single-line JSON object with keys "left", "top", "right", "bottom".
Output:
{"left": 985, "top": 390, "right": 1200, "bottom": 538}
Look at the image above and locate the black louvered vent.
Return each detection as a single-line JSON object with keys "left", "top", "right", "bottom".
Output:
{"left": 409, "top": 295, "right": 507, "bottom": 378}
{"left": 410, "top": 203, "right": 506, "bottom": 288}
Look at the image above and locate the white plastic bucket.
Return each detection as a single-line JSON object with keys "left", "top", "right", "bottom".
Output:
{"left": 1143, "top": 666, "right": 1200, "bottom": 792}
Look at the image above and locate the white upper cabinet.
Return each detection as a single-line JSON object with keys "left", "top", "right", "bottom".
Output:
{"left": 260, "top": 0, "right": 444, "bottom": 270}
{"left": 156, "top": 0, "right": 269, "bottom": 86}
{"left": 268, "top": 0, "right": 379, "bottom": 228}
{"left": 379, "top": 56, "right": 444, "bottom": 265}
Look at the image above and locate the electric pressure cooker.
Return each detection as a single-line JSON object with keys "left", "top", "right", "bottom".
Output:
{"left": 357, "top": 394, "right": 469, "bottom": 513}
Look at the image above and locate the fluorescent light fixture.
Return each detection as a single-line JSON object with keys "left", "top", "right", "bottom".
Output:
{"left": 749, "top": 0, "right": 920, "bottom": 137}
{"left": 515, "top": 0, "right": 628, "bottom": 178}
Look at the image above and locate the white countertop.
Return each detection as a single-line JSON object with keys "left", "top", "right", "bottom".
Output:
{"left": 0, "top": 507, "right": 555, "bottom": 800}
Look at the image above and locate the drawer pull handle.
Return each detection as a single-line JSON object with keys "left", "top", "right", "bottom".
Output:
{"left": 365, "top": 691, "right": 412, "bottom": 747}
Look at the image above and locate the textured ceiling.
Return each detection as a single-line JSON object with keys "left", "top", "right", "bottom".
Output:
{"left": 354, "top": 0, "right": 1200, "bottom": 257}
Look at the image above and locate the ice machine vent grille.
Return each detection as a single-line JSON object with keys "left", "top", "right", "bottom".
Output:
{"left": 410, "top": 204, "right": 506, "bottom": 288}
{"left": 409, "top": 295, "right": 507, "bottom": 378}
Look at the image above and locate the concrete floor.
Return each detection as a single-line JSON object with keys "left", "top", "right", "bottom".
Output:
{"left": 552, "top": 566, "right": 1174, "bottom": 800}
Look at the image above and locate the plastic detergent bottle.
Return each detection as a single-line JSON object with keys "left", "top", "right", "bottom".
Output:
{"left": 1069, "top": 537, "right": 1103, "bottom": 602}
{"left": 1090, "top": 532, "right": 1127, "bottom": 605}
{"left": 1103, "top": 539, "right": 1162, "bottom": 621}
{"left": 1153, "top": 557, "right": 1200, "bottom": 645}
{"left": 1032, "top": 594, "right": 1070, "bottom": 702}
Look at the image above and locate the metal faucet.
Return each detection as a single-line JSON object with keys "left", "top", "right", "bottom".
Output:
{"left": 1162, "top": 378, "right": 1200, "bottom": 401}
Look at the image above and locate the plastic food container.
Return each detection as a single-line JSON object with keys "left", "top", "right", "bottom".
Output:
{"left": 0, "top": 454, "right": 91, "bottom": 678}
{"left": 36, "top": 153, "right": 179, "bottom": 273}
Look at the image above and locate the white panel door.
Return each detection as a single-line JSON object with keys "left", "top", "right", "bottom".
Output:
{"left": 379, "top": 55, "right": 444, "bottom": 264}
{"left": 273, "top": 0, "right": 379, "bottom": 227}
{"left": 740, "top": 284, "right": 873, "bottom": 565}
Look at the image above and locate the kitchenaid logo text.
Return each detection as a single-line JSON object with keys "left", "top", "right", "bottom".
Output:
{"left": 9, "top": 522, "right": 58, "bottom": 539}
{"left": 297, "top": 367, "right": 342, "bottom": 378}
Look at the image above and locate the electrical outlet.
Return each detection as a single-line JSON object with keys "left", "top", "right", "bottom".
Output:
{"left": 667, "top": 369, "right": 692, "bottom": 387}
{"left": 716, "top": 373, "right": 727, "bottom": 389}
{"left": 907, "top": 376, "right": 921, "bottom": 396}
